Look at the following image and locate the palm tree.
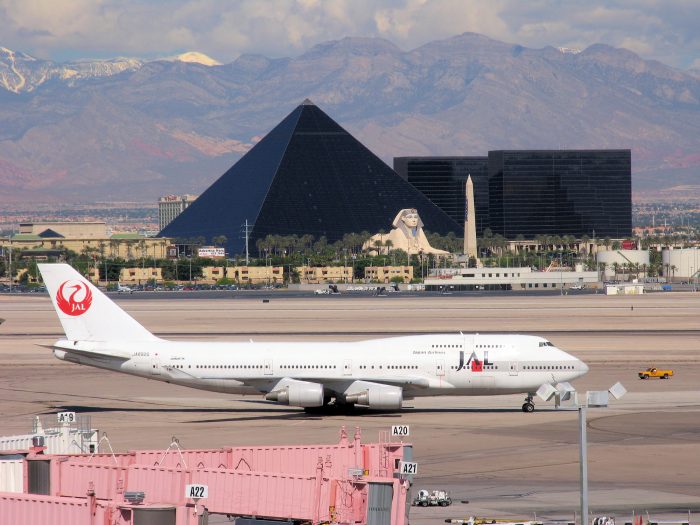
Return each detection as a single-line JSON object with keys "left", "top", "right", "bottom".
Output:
{"left": 373, "top": 238, "right": 384, "bottom": 254}
{"left": 580, "top": 235, "right": 590, "bottom": 254}
{"left": 611, "top": 262, "right": 619, "bottom": 281}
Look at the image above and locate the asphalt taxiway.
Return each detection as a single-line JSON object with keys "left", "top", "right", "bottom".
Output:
{"left": 1, "top": 292, "right": 699, "bottom": 523}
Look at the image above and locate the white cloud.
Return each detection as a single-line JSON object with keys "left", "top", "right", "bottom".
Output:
{"left": 0, "top": 0, "right": 697, "bottom": 67}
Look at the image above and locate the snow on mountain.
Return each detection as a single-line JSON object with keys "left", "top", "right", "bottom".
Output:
{"left": 557, "top": 47, "right": 582, "bottom": 54}
{"left": 0, "top": 47, "right": 143, "bottom": 93}
{"left": 173, "top": 52, "right": 222, "bottom": 66}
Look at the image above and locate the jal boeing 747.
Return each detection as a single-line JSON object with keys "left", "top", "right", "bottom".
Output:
{"left": 39, "top": 264, "right": 588, "bottom": 412}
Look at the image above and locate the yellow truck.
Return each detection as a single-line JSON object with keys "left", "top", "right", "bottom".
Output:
{"left": 638, "top": 367, "right": 673, "bottom": 379}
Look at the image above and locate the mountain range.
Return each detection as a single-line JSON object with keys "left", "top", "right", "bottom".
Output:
{"left": 1, "top": 33, "right": 699, "bottom": 204}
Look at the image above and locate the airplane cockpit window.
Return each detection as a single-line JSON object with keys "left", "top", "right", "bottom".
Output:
{"left": 538, "top": 341, "right": 555, "bottom": 347}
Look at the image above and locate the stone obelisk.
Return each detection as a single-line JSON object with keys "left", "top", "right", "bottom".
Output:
{"left": 464, "top": 175, "right": 477, "bottom": 259}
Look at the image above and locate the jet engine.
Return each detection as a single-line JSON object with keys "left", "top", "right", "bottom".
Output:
{"left": 53, "top": 349, "right": 80, "bottom": 364}
{"left": 265, "top": 379, "right": 324, "bottom": 407}
{"left": 344, "top": 381, "right": 403, "bottom": 410}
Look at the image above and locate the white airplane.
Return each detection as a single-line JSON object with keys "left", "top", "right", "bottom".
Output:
{"left": 39, "top": 264, "right": 589, "bottom": 412}
{"left": 117, "top": 283, "right": 134, "bottom": 293}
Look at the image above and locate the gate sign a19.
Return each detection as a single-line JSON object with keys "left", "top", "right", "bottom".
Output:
{"left": 57, "top": 412, "right": 76, "bottom": 424}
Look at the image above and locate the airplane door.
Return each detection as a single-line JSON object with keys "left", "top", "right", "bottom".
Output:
{"left": 462, "top": 334, "right": 474, "bottom": 353}
{"left": 436, "top": 360, "right": 445, "bottom": 376}
{"left": 264, "top": 359, "right": 273, "bottom": 376}
{"left": 508, "top": 361, "right": 519, "bottom": 376}
{"left": 150, "top": 353, "right": 161, "bottom": 376}
{"left": 343, "top": 359, "right": 352, "bottom": 376}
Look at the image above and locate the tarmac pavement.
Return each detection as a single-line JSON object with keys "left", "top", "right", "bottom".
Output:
{"left": 0, "top": 292, "right": 699, "bottom": 524}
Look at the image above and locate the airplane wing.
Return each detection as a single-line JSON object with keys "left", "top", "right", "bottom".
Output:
{"left": 336, "top": 376, "right": 433, "bottom": 389}
{"left": 243, "top": 375, "right": 435, "bottom": 392}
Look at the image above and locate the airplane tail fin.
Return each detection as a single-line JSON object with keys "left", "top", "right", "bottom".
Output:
{"left": 39, "top": 263, "right": 160, "bottom": 342}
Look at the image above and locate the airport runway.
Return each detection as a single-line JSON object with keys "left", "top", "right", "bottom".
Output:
{"left": 1, "top": 292, "right": 699, "bottom": 523}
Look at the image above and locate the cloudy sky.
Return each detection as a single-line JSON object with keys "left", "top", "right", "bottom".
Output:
{"left": 1, "top": 0, "right": 698, "bottom": 69}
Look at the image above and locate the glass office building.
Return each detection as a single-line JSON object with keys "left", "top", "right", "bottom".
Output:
{"left": 160, "top": 100, "right": 460, "bottom": 255}
{"left": 394, "top": 157, "right": 490, "bottom": 236}
{"left": 488, "top": 150, "right": 632, "bottom": 239}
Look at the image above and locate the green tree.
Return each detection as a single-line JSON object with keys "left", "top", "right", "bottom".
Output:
{"left": 212, "top": 235, "right": 228, "bottom": 247}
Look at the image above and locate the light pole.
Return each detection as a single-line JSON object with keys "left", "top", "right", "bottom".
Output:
{"left": 8, "top": 235, "right": 13, "bottom": 292}
{"left": 537, "top": 381, "right": 626, "bottom": 525}
{"left": 578, "top": 403, "right": 588, "bottom": 524}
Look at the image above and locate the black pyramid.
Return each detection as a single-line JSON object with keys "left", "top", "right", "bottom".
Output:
{"left": 160, "top": 100, "right": 461, "bottom": 254}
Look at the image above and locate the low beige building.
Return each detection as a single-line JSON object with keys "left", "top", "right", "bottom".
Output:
{"left": 225, "top": 266, "right": 284, "bottom": 284}
{"left": 201, "top": 265, "right": 282, "bottom": 284}
{"left": 2, "top": 233, "right": 171, "bottom": 260}
{"left": 201, "top": 266, "right": 227, "bottom": 283}
{"left": 182, "top": 266, "right": 284, "bottom": 285}
{"left": 119, "top": 267, "right": 163, "bottom": 284}
{"left": 13, "top": 266, "right": 99, "bottom": 284}
{"left": 365, "top": 266, "right": 414, "bottom": 283}
{"left": 296, "top": 266, "right": 352, "bottom": 284}
{"left": 88, "top": 267, "right": 100, "bottom": 284}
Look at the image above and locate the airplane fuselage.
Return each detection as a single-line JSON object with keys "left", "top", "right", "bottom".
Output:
{"left": 53, "top": 333, "right": 587, "bottom": 401}
{"left": 39, "top": 263, "right": 590, "bottom": 412}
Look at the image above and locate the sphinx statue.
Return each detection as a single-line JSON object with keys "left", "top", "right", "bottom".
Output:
{"left": 364, "top": 209, "right": 449, "bottom": 256}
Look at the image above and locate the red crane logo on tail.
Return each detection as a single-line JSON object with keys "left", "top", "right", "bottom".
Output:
{"left": 56, "top": 280, "right": 93, "bottom": 316}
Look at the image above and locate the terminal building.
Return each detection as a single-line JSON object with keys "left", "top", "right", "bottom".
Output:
{"left": 160, "top": 99, "right": 460, "bottom": 255}
{"left": 425, "top": 265, "right": 599, "bottom": 291}
{"left": 395, "top": 150, "right": 632, "bottom": 240}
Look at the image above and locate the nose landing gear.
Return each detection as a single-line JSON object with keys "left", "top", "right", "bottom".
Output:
{"left": 522, "top": 394, "right": 535, "bottom": 413}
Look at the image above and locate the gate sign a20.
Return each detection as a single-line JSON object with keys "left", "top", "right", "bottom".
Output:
{"left": 185, "top": 484, "right": 208, "bottom": 499}
{"left": 391, "top": 425, "right": 410, "bottom": 437}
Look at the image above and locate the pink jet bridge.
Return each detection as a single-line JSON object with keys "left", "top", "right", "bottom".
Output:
{"left": 0, "top": 427, "right": 413, "bottom": 525}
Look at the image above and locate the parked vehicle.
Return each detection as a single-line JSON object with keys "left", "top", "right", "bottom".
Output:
{"left": 412, "top": 489, "right": 452, "bottom": 507}
{"left": 638, "top": 367, "right": 673, "bottom": 379}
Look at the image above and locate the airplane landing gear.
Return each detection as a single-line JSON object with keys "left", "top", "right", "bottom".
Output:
{"left": 522, "top": 394, "right": 535, "bottom": 413}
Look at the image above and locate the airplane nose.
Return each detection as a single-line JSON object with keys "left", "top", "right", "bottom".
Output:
{"left": 579, "top": 360, "right": 589, "bottom": 375}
